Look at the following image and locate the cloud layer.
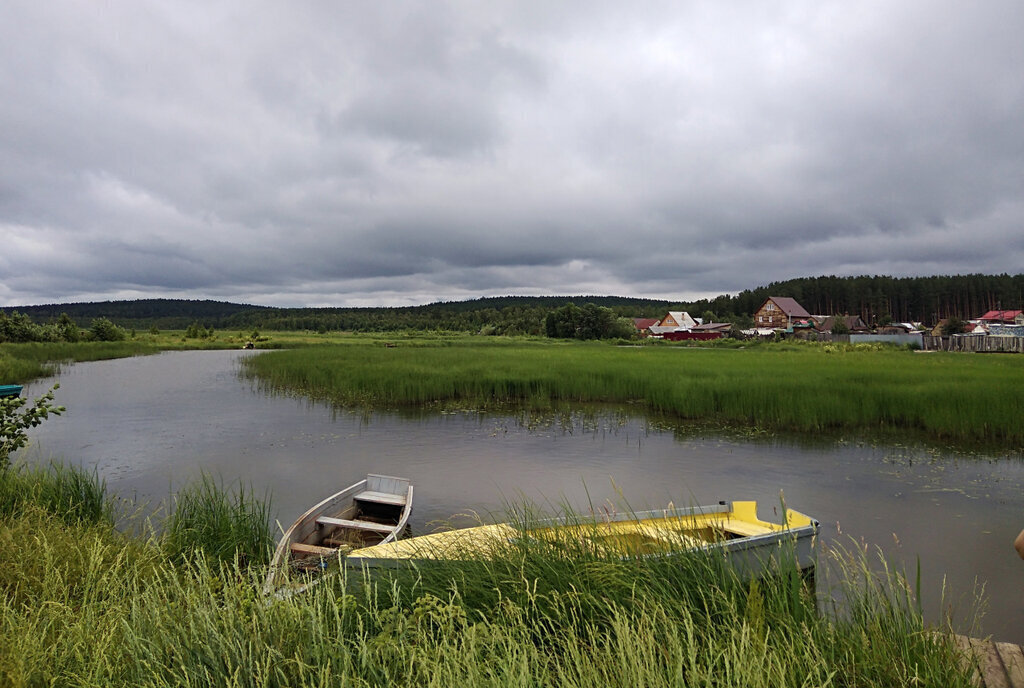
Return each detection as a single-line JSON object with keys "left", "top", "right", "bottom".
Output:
{"left": 2, "top": 1, "right": 1023, "bottom": 307}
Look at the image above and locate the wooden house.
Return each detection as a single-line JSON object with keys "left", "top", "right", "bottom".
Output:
{"left": 632, "top": 318, "right": 660, "bottom": 337}
{"left": 815, "top": 315, "right": 869, "bottom": 334}
{"left": 649, "top": 311, "right": 697, "bottom": 335}
{"left": 692, "top": 322, "right": 733, "bottom": 334}
{"left": 753, "top": 297, "right": 810, "bottom": 330}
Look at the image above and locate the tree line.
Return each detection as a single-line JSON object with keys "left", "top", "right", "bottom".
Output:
{"left": 5, "top": 273, "right": 1022, "bottom": 340}
{"left": 0, "top": 311, "right": 127, "bottom": 343}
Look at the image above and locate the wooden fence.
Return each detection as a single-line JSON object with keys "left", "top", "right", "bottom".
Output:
{"left": 922, "top": 335, "right": 1024, "bottom": 353}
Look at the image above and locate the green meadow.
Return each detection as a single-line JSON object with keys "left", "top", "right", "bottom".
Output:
{"left": 242, "top": 338, "right": 1024, "bottom": 448}
{"left": 0, "top": 333, "right": 1007, "bottom": 684}
{"left": 0, "top": 462, "right": 978, "bottom": 687}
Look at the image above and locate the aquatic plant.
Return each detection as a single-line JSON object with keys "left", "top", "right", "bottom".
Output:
{"left": 241, "top": 341, "right": 1024, "bottom": 447}
{"left": 161, "top": 472, "right": 274, "bottom": 569}
{"left": 0, "top": 460, "right": 111, "bottom": 525}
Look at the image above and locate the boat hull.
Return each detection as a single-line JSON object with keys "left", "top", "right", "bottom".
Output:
{"left": 344, "top": 501, "right": 818, "bottom": 577}
{"left": 0, "top": 385, "right": 23, "bottom": 398}
{"left": 264, "top": 474, "right": 413, "bottom": 594}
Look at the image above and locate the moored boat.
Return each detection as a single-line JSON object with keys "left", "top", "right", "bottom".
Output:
{"left": 344, "top": 500, "right": 817, "bottom": 575}
{"left": 0, "top": 385, "right": 24, "bottom": 398}
{"left": 264, "top": 473, "right": 413, "bottom": 594}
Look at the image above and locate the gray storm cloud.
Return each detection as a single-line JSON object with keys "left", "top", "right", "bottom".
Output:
{"left": 1, "top": 1, "right": 1022, "bottom": 307}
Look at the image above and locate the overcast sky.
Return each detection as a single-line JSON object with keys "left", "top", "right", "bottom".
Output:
{"left": 2, "top": 2, "right": 1022, "bottom": 308}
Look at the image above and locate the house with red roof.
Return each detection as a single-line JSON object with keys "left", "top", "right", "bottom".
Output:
{"left": 632, "top": 318, "right": 661, "bottom": 336}
{"left": 977, "top": 310, "right": 1024, "bottom": 325}
{"left": 752, "top": 297, "right": 810, "bottom": 330}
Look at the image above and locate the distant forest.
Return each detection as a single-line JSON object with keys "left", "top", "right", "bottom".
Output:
{"left": 5, "top": 274, "right": 1024, "bottom": 335}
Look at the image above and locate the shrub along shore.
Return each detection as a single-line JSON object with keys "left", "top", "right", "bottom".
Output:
{"left": 0, "top": 462, "right": 978, "bottom": 687}
{"left": 241, "top": 337, "right": 1024, "bottom": 448}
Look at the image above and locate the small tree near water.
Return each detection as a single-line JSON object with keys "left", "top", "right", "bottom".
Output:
{"left": 90, "top": 317, "right": 126, "bottom": 341}
{"left": 1, "top": 385, "right": 65, "bottom": 469}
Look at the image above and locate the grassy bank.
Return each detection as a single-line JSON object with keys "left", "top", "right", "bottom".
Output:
{"left": 242, "top": 339, "right": 1024, "bottom": 447}
{"left": 0, "top": 462, "right": 976, "bottom": 687}
{"left": 0, "top": 333, "right": 257, "bottom": 383}
{"left": 0, "top": 330, "right": 448, "bottom": 384}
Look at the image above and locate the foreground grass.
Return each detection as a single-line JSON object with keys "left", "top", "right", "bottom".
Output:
{"left": 0, "top": 462, "right": 976, "bottom": 687}
{"left": 242, "top": 339, "right": 1024, "bottom": 447}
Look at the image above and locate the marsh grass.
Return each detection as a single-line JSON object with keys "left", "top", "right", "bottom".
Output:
{"left": 0, "top": 337, "right": 251, "bottom": 384}
{"left": 0, "top": 478, "right": 976, "bottom": 687}
{"left": 0, "top": 460, "right": 112, "bottom": 525}
{"left": 243, "top": 340, "right": 1024, "bottom": 446}
{"left": 162, "top": 472, "right": 274, "bottom": 569}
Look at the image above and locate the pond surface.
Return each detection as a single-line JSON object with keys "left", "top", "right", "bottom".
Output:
{"left": 19, "top": 350, "right": 1024, "bottom": 643}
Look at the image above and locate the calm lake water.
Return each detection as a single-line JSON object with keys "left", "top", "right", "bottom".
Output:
{"left": 19, "top": 349, "right": 1024, "bottom": 642}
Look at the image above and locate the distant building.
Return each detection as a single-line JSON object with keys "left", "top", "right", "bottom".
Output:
{"left": 632, "top": 318, "right": 660, "bottom": 336}
{"left": 814, "top": 315, "right": 869, "bottom": 334}
{"left": 977, "top": 310, "right": 1024, "bottom": 325}
{"left": 753, "top": 297, "right": 810, "bottom": 329}
{"left": 692, "top": 322, "right": 733, "bottom": 334}
{"left": 649, "top": 311, "right": 697, "bottom": 335}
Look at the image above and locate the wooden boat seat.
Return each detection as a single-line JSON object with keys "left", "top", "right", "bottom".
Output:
{"left": 317, "top": 516, "right": 397, "bottom": 534}
{"left": 717, "top": 518, "right": 774, "bottom": 538}
{"left": 354, "top": 490, "right": 407, "bottom": 507}
{"left": 290, "top": 542, "right": 338, "bottom": 557}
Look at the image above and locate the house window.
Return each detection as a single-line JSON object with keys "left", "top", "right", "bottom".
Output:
{"left": 766, "top": 303, "right": 775, "bottom": 311}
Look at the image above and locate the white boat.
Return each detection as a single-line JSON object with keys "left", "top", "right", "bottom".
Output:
{"left": 264, "top": 474, "right": 413, "bottom": 594}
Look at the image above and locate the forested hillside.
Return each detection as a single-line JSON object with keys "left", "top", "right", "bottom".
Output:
{"left": 5, "top": 273, "right": 1022, "bottom": 334}
{"left": 716, "top": 274, "right": 1024, "bottom": 325}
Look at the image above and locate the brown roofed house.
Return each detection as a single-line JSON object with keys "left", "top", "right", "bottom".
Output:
{"left": 632, "top": 318, "right": 661, "bottom": 336}
{"left": 753, "top": 297, "right": 810, "bottom": 329}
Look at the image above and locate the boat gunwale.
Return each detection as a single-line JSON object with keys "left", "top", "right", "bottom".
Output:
{"left": 343, "top": 501, "right": 819, "bottom": 570}
{"left": 264, "top": 473, "right": 413, "bottom": 595}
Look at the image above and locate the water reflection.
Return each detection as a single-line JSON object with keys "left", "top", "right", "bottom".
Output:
{"left": 18, "top": 349, "right": 1024, "bottom": 643}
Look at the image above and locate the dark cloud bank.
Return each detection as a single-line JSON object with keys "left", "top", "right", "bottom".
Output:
{"left": 2, "top": 2, "right": 1023, "bottom": 308}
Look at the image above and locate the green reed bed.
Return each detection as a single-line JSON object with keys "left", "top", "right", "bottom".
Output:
{"left": 162, "top": 473, "right": 274, "bottom": 568}
{"left": 242, "top": 340, "right": 1024, "bottom": 446}
{"left": 0, "top": 474, "right": 975, "bottom": 687}
{"left": 0, "top": 341, "right": 165, "bottom": 382}
{"left": 0, "top": 336, "right": 252, "bottom": 384}
{"left": 0, "top": 460, "right": 112, "bottom": 526}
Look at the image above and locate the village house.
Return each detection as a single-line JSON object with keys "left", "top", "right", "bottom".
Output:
{"left": 631, "top": 318, "right": 660, "bottom": 337}
{"left": 814, "top": 314, "right": 870, "bottom": 334}
{"left": 752, "top": 297, "right": 810, "bottom": 330}
{"left": 692, "top": 321, "right": 732, "bottom": 334}
{"left": 648, "top": 311, "right": 697, "bottom": 336}
{"left": 977, "top": 310, "right": 1024, "bottom": 325}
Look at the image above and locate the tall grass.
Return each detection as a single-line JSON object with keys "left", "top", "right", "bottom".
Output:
{"left": 0, "top": 341, "right": 165, "bottom": 382}
{"left": 0, "top": 337, "right": 250, "bottom": 384}
{"left": 242, "top": 340, "right": 1024, "bottom": 446}
{"left": 0, "top": 486, "right": 977, "bottom": 687}
{"left": 0, "top": 461, "right": 112, "bottom": 526}
{"left": 162, "top": 473, "right": 274, "bottom": 569}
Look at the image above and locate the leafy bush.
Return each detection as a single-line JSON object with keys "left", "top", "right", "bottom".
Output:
{"left": 0, "top": 385, "right": 64, "bottom": 469}
{"left": 545, "top": 303, "right": 637, "bottom": 340}
{"left": 89, "top": 317, "right": 126, "bottom": 341}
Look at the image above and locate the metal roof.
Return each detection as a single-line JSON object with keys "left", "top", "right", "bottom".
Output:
{"left": 764, "top": 297, "right": 810, "bottom": 318}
